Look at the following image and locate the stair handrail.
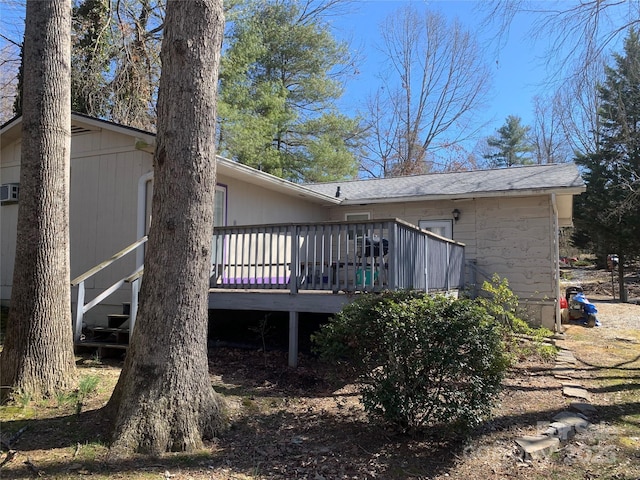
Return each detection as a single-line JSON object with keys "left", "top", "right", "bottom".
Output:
{"left": 72, "top": 236, "right": 148, "bottom": 342}
{"left": 71, "top": 236, "right": 148, "bottom": 286}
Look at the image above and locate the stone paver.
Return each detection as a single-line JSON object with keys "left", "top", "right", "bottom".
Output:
{"left": 562, "top": 385, "right": 591, "bottom": 400}
{"left": 556, "top": 351, "right": 576, "bottom": 362}
{"left": 515, "top": 435, "right": 560, "bottom": 460}
{"left": 552, "top": 366, "right": 576, "bottom": 376}
{"left": 544, "top": 421, "right": 576, "bottom": 440}
{"left": 514, "top": 346, "right": 599, "bottom": 461}
{"left": 552, "top": 411, "right": 591, "bottom": 433}
{"left": 569, "top": 402, "right": 598, "bottom": 418}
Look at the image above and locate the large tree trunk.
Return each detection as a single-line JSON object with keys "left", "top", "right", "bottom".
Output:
{"left": 107, "top": 0, "right": 225, "bottom": 454}
{"left": 0, "top": 0, "right": 76, "bottom": 401}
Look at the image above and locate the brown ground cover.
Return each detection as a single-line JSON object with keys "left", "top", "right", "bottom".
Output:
{"left": 1, "top": 268, "right": 638, "bottom": 479}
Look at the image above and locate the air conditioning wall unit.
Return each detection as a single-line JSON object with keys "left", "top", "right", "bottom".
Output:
{"left": 0, "top": 183, "right": 19, "bottom": 204}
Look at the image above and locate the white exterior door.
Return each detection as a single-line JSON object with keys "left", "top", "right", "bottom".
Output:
{"left": 419, "top": 219, "right": 453, "bottom": 239}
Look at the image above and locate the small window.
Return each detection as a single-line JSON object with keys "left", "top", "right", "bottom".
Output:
{"left": 419, "top": 219, "right": 453, "bottom": 239}
{"left": 345, "top": 212, "right": 370, "bottom": 222}
{"left": 214, "top": 184, "right": 227, "bottom": 227}
{"left": 346, "top": 212, "right": 370, "bottom": 240}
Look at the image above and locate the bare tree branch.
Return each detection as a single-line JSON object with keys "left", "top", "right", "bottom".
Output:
{"left": 363, "top": 5, "right": 491, "bottom": 176}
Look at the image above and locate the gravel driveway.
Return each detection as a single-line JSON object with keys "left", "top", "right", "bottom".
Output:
{"left": 580, "top": 295, "right": 639, "bottom": 332}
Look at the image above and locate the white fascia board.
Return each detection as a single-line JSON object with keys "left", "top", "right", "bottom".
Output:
{"left": 337, "top": 186, "right": 586, "bottom": 205}
{"left": 0, "top": 116, "right": 22, "bottom": 145}
{"left": 70, "top": 114, "right": 157, "bottom": 148}
{"left": 216, "top": 156, "right": 341, "bottom": 205}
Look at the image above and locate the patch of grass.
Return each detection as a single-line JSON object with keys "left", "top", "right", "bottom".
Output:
{"left": 71, "top": 440, "right": 108, "bottom": 462}
{"left": 56, "top": 390, "right": 75, "bottom": 408}
{"left": 14, "top": 389, "right": 32, "bottom": 408}
{"left": 0, "top": 404, "right": 35, "bottom": 421}
{"left": 78, "top": 375, "right": 100, "bottom": 397}
{"left": 598, "top": 371, "right": 640, "bottom": 441}
{"left": 74, "top": 374, "right": 100, "bottom": 414}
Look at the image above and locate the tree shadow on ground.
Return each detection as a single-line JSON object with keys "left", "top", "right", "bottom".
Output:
{"left": 2, "top": 345, "right": 640, "bottom": 479}
{"left": 208, "top": 347, "right": 359, "bottom": 399}
{"left": 3, "top": 397, "right": 640, "bottom": 480}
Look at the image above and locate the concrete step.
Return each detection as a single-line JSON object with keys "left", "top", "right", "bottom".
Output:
{"left": 515, "top": 435, "right": 560, "bottom": 460}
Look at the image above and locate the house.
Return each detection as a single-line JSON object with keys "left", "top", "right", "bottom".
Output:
{"left": 1, "top": 114, "right": 585, "bottom": 356}
{"left": 1, "top": 113, "right": 336, "bottom": 298}
{"left": 302, "top": 163, "right": 585, "bottom": 327}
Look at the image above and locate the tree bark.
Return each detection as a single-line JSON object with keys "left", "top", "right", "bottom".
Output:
{"left": 0, "top": 0, "right": 76, "bottom": 401}
{"left": 106, "top": 0, "right": 225, "bottom": 454}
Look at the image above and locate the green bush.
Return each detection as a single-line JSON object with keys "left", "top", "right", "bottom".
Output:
{"left": 475, "top": 274, "right": 556, "bottom": 361}
{"left": 313, "top": 291, "right": 508, "bottom": 431}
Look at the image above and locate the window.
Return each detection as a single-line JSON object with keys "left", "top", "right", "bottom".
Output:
{"left": 346, "top": 212, "right": 370, "bottom": 239}
{"left": 345, "top": 212, "right": 370, "bottom": 222}
{"left": 419, "top": 219, "right": 453, "bottom": 239}
{"left": 212, "top": 185, "right": 227, "bottom": 270}
{"left": 214, "top": 184, "right": 227, "bottom": 227}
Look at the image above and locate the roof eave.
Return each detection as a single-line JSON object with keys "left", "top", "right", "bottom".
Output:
{"left": 337, "top": 186, "right": 587, "bottom": 205}
{"left": 215, "top": 156, "right": 342, "bottom": 205}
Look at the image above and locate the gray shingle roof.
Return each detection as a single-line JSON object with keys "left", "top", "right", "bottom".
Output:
{"left": 303, "top": 163, "right": 584, "bottom": 202}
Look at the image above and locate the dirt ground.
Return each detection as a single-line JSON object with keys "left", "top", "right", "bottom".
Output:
{"left": 0, "top": 268, "right": 638, "bottom": 479}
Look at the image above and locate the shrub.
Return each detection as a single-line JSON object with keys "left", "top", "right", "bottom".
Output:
{"left": 475, "top": 274, "right": 556, "bottom": 361}
{"left": 313, "top": 291, "right": 509, "bottom": 431}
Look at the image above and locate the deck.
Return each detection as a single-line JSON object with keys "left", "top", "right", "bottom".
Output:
{"left": 209, "top": 218, "right": 465, "bottom": 297}
{"left": 72, "top": 218, "right": 465, "bottom": 365}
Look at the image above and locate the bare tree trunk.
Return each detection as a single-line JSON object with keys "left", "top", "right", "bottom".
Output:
{"left": 618, "top": 254, "right": 628, "bottom": 303}
{"left": 107, "top": 0, "right": 225, "bottom": 454}
{"left": 367, "top": 6, "right": 490, "bottom": 176}
{"left": 0, "top": 0, "right": 76, "bottom": 400}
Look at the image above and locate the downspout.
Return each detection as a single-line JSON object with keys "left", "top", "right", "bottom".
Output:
{"left": 131, "top": 171, "right": 154, "bottom": 335}
{"left": 551, "top": 193, "right": 561, "bottom": 333}
{"left": 137, "top": 171, "right": 154, "bottom": 268}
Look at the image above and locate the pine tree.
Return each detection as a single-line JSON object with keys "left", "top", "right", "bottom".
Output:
{"left": 573, "top": 28, "right": 640, "bottom": 301}
{"left": 484, "top": 115, "right": 534, "bottom": 168}
{"left": 218, "top": 0, "right": 360, "bottom": 182}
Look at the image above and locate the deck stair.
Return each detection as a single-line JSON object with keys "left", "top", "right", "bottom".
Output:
{"left": 71, "top": 236, "right": 146, "bottom": 357}
{"left": 75, "top": 302, "right": 131, "bottom": 357}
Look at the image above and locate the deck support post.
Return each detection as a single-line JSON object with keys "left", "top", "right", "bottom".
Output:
{"left": 288, "top": 310, "right": 299, "bottom": 368}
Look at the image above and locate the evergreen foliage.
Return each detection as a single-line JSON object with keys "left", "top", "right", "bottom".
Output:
{"left": 484, "top": 115, "right": 534, "bottom": 167}
{"left": 218, "top": 0, "right": 360, "bottom": 182}
{"left": 572, "top": 29, "right": 640, "bottom": 298}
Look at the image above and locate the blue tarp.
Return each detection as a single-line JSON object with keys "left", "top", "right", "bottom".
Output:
{"left": 572, "top": 293, "right": 600, "bottom": 326}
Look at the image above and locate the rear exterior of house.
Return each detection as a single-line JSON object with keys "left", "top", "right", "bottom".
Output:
{"left": 304, "top": 164, "right": 584, "bottom": 329}
{"left": 2, "top": 114, "right": 585, "bottom": 333}
{"left": 1, "top": 115, "right": 155, "bottom": 317}
{"left": 0, "top": 114, "right": 332, "bottom": 326}
{"left": 327, "top": 197, "right": 559, "bottom": 325}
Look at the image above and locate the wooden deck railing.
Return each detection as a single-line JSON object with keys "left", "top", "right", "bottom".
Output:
{"left": 210, "top": 218, "right": 465, "bottom": 294}
{"left": 71, "top": 219, "right": 465, "bottom": 342}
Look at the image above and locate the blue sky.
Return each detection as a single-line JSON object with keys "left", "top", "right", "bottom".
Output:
{"left": 329, "top": 0, "right": 550, "bottom": 142}
{"left": 0, "top": 0, "right": 549, "bottom": 137}
{"left": 1, "top": 0, "right": 627, "bottom": 145}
